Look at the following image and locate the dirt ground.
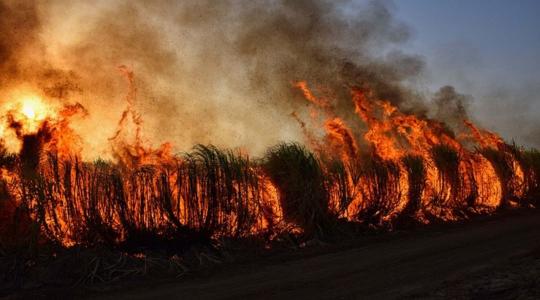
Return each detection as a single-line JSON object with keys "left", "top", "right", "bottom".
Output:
{"left": 88, "top": 210, "right": 540, "bottom": 300}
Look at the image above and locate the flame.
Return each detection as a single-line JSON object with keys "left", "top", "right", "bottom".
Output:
{"left": 293, "top": 81, "right": 524, "bottom": 222}
{"left": 0, "top": 73, "right": 534, "bottom": 248}
{"left": 21, "top": 97, "right": 43, "bottom": 120}
{"left": 6, "top": 93, "right": 56, "bottom": 135}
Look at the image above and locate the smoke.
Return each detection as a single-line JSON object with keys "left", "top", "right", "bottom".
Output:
{"left": 2, "top": 0, "right": 504, "bottom": 159}
{"left": 431, "top": 85, "right": 471, "bottom": 133}
{"left": 0, "top": 0, "right": 39, "bottom": 85}
{"left": 473, "top": 83, "right": 540, "bottom": 149}
{"left": 0, "top": 1, "right": 79, "bottom": 97}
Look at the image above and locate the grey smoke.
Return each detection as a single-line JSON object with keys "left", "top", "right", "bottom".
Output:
{"left": 4, "top": 0, "right": 525, "bottom": 158}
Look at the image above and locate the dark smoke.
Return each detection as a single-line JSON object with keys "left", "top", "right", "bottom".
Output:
{"left": 46, "top": 0, "right": 428, "bottom": 155}
{"left": 1, "top": 0, "right": 519, "bottom": 157}
{"left": 0, "top": 0, "right": 39, "bottom": 84}
{"left": 0, "top": 1, "right": 80, "bottom": 98}
{"left": 432, "top": 86, "right": 471, "bottom": 131}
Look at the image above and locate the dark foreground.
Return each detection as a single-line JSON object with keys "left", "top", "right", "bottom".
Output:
{"left": 94, "top": 211, "right": 540, "bottom": 300}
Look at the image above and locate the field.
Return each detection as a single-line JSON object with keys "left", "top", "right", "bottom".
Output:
{"left": 3, "top": 77, "right": 540, "bottom": 297}
{"left": 100, "top": 210, "right": 540, "bottom": 300}
{"left": 1, "top": 1, "right": 540, "bottom": 298}
{"left": 2, "top": 136, "right": 540, "bottom": 297}
{"left": 6, "top": 209, "right": 540, "bottom": 299}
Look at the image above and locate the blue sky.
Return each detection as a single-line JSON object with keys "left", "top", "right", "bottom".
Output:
{"left": 392, "top": 0, "right": 540, "bottom": 146}
{"left": 395, "top": 0, "right": 540, "bottom": 85}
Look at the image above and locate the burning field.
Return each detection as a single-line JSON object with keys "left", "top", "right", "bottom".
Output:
{"left": 1, "top": 0, "right": 540, "bottom": 295}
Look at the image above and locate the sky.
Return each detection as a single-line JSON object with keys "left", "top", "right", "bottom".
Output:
{"left": 393, "top": 0, "right": 540, "bottom": 147}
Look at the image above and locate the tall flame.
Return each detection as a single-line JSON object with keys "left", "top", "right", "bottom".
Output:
{"left": 0, "top": 73, "right": 534, "bottom": 248}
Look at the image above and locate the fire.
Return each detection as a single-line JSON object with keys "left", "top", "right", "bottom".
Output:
{"left": 293, "top": 82, "right": 529, "bottom": 223}
{"left": 1, "top": 91, "right": 57, "bottom": 134}
{"left": 21, "top": 98, "right": 41, "bottom": 120}
{"left": 0, "top": 92, "right": 54, "bottom": 153}
{"left": 0, "top": 71, "right": 536, "bottom": 249}
{"left": 18, "top": 95, "right": 52, "bottom": 132}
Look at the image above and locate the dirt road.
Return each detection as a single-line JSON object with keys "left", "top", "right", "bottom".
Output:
{"left": 100, "top": 211, "right": 540, "bottom": 299}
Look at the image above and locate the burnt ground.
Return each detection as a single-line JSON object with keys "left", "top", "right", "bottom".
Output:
{"left": 6, "top": 210, "right": 540, "bottom": 299}
{"left": 93, "top": 210, "right": 540, "bottom": 300}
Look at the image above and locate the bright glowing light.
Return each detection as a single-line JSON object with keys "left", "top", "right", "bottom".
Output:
{"left": 1, "top": 93, "right": 55, "bottom": 136}
{"left": 20, "top": 96, "right": 47, "bottom": 121}
{"left": 22, "top": 102, "right": 36, "bottom": 119}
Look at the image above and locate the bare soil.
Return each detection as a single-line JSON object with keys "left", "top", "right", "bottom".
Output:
{"left": 87, "top": 210, "right": 540, "bottom": 300}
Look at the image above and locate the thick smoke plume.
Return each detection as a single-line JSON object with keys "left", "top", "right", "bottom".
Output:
{"left": 0, "top": 1, "right": 79, "bottom": 97}
{"left": 0, "top": 0, "right": 521, "bottom": 159}
{"left": 431, "top": 86, "right": 471, "bottom": 132}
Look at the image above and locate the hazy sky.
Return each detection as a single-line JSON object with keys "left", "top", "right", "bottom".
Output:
{"left": 393, "top": 0, "right": 540, "bottom": 147}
